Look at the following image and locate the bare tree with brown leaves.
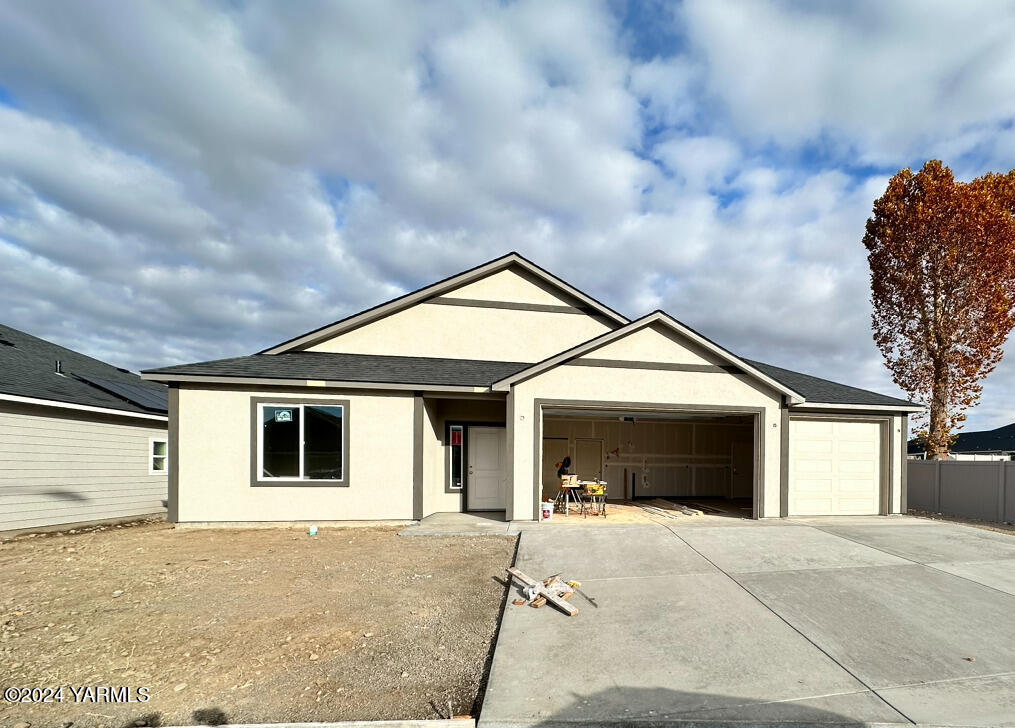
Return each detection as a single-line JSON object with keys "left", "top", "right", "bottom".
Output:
{"left": 864, "top": 161, "right": 1015, "bottom": 459}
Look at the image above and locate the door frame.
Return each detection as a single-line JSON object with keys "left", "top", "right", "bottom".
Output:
{"left": 445, "top": 420, "right": 506, "bottom": 512}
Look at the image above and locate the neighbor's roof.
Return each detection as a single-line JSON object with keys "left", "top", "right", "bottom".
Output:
{"left": 908, "top": 423, "right": 1015, "bottom": 455}
{"left": 0, "top": 323, "right": 168, "bottom": 416}
{"left": 144, "top": 351, "right": 530, "bottom": 389}
{"left": 743, "top": 359, "right": 919, "bottom": 408}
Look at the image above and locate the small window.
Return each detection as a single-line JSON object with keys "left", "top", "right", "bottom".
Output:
{"left": 448, "top": 425, "right": 464, "bottom": 490}
{"left": 150, "top": 439, "right": 168, "bottom": 474}
{"left": 258, "top": 403, "right": 345, "bottom": 483}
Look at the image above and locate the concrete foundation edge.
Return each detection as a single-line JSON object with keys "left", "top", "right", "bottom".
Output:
{"left": 0, "top": 512, "right": 166, "bottom": 539}
{"left": 175, "top": 520, "right": 417, "bottom": 529}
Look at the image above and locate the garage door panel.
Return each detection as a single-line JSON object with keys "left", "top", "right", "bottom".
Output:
{"left": 794, "top": 496, "right": 835, "bottom": 515}
{"left": 789, "top": 419, "right": 881, "bottom": 516}
{"left": 839, "top": 477, "right": 877, "bottom": 492}
{"left": 796, "top": 459, "right": 833, "bottom": 473}
{"left": 839, "top": 440, "right": 877, "bottom": 455}
{"left": 796, "top": 439, "right": 833, "bottom": 455}
{"left": 803, "top": 420, "right": 834, "bottom": 433}
{"left": 840, "top": 461, "right": 876, "bottom": 475}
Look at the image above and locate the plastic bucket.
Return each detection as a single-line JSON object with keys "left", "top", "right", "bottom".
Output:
{"left": 541, "top": 502, "right": 554, "bottom": 521}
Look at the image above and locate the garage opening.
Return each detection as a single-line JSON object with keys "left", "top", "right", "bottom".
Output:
{"left": 540, "top": 408, "right": 759, "bottom": 519}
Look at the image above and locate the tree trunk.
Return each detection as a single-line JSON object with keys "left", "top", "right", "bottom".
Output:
{"left": 927, "top": 364, "right": 950, "bottom": 459}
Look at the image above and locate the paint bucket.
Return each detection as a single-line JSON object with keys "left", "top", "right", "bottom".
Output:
{"left": 309, "top": 524, "right": 318, "bottom": 537}
{"left": 541, "top": 502, "right": 554, "bottom": 521}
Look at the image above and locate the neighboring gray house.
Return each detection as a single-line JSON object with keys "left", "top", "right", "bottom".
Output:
{"left": 0, "top": 324, "right": 169, "bottom": 533}
{"left": 908, "top": 423, "right": 1015, "bottom": 461}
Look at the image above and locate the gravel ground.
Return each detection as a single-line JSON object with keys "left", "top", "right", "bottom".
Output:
{"left": 0, "top": 520, "right": 516, "bottom": 727}
{"left": 908, "top": 508, "right": 1015, "bottom": 535}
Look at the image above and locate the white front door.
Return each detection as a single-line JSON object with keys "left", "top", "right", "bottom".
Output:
{"left": 468, "top": 426, "right": 506, "bottom": 511}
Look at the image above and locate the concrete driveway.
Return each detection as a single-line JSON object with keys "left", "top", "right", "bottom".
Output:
{"left": 480, "top": 515, "right": 1015, "bottom": 727}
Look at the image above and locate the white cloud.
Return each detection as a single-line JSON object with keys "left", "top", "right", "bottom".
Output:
{"left": 679, "top": 0, "right": 1015, "bottom": 165}
{"left": 0, "top": 1, "right": 1014, "bottom": 429}
{"left": 653, "top": 135, "right": 740, "bottom": 189}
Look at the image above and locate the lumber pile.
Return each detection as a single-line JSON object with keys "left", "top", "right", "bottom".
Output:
{"left": 635, "top": 499, "right": 704, "bottom": 519}
{"left": 506, "top": 567, "right": 579, "bottom": 616}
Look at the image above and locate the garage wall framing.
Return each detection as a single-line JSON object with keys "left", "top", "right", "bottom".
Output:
{"left": 531, "top": 399, "right": 766, "bottom": 520}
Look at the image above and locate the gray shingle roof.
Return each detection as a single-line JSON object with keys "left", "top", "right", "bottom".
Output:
{"left": 0, "top": 324, "right": 168, "bottom": 415}
{"left": 744, "top": 359, "right": 918, "bottom": 408}
{"left": 144, "top": 352, "right": 531, "bottom": 388}
{"left": 145, "top": 348, "right": 916, "bottom": 409}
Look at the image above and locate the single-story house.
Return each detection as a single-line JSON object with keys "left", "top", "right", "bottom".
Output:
{"left": 142, "top": 253, "right": 921, "bottom": 524}
{"left": 0, "top": 324, "right": 169, "bottom": 533}
{"left": 908, "top": 423, "right": 1015, "bottom": 461}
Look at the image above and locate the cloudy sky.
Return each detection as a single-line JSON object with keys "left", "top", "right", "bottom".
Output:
{"left": 1, "top": 1, "right": 1014, "bottom": 430}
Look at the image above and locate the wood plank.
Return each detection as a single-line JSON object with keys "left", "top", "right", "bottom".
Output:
{"left": 506, "top": 567, "right": 578, "bottom": 616}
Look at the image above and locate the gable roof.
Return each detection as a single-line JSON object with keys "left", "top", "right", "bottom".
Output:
{"left": 490, "top": 311, "right": 807, "bottom": 403}
{"left": 144, "top": 352, "right": 529, "bottom": 389}
{"left": 143, "top": 256, "right": 923, "bottom": 412}
{"left": 259, "top": 252, "right": 630, "bottom": 354}
{"left": 0, "top": 323, "right": 168, "bottom": 418}
{"left": 909, "top": 423, "right": 1015, "bottom": 455}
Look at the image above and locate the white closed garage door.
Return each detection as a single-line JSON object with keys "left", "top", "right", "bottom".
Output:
{"left": 789, "top": 418, "right": 881, "bottom": 516}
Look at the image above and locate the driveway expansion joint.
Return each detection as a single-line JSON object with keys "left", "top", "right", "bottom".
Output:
{"left": 807, "top": 523, "right": 1015, "bottom": 600}
{"left": 658, "top": 522, "right": 917, "bottom": 726}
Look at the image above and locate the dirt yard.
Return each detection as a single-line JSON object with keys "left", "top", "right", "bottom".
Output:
{"left": 0, "top": 520, "right": 516, "bottom": 728}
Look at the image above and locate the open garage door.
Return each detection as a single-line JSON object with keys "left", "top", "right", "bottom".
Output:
{"left": 788, "top": 418, "right": 881, "bottom": 516}
{"left": 540, "top": 407, "right": 758, "bottom": 518}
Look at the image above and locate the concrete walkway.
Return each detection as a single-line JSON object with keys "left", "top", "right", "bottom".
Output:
{"left": 399, "top": 511, "right": 511, "bottom": 537}
{"left": 480, "top": 515, "right": 1015, "bottom": 727}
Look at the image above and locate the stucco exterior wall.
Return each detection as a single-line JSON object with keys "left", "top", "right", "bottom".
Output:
{"left": 580, "top": 324, "right": 714, "bottom": 365}
{"left": 892, "top": 414, "right": 904, "bottom": 514}
{"left": 421, "top": 398, "right": 448, "bottom": 517}
{"left": 305, "top": 268, "right": 615, "bottom": 362}
{"left": 441, "top": 268, "right": 576, "bottom": 305}
{"left": 509, "top": 365, "right": 783, "bottom": 520}
{"left": 0, "top": 401, "right": 168, "bottom": 532}
{"left": 175, "top": 386, "right": 414, "bottom": 522}
{"left": 307, "top": 305, "right": 612, "bottom": 362}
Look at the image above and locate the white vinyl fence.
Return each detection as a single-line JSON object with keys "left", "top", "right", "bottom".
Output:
{"left": 908, "top": 460, "right": 1015, "bottom": 523}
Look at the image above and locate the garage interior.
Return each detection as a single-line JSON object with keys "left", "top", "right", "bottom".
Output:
{"left": 541, "top": 410, "right": 758, "bottom": 518}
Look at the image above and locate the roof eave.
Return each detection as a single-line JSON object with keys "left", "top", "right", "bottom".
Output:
{"left": 0, "top": 392, "right": 168, "bottom": 422}
{"left": 790, "top": 401, "right": 925, "bottom": 413}
{"left": 141, "top": 372, "right": 496, "bottom": 394}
